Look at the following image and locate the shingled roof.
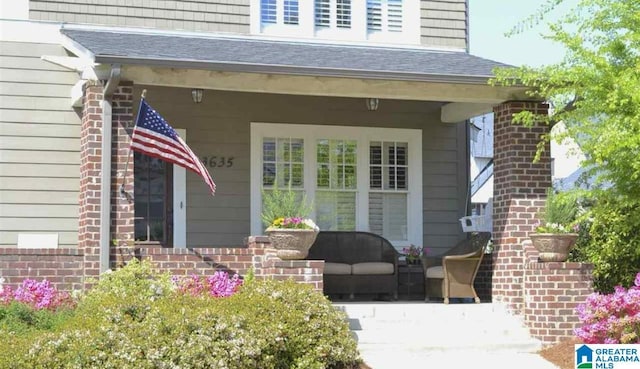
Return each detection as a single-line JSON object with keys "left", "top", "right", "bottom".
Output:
{"left": 61, "top": 27, "right": 512, "bottom": 83}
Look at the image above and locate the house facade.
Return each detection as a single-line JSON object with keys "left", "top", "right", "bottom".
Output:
{"left": 0, "top": 0, "right": 594, "bottom": 345}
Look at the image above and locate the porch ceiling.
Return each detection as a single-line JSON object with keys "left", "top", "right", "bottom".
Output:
{"left": 59, "top": 25, "right": 529, "bottom": 106}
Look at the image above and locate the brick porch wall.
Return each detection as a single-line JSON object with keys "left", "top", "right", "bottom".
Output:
{"left": 523, "top": 240, "right": 593, "bottom": 346}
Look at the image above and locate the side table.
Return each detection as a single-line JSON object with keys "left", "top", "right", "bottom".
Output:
{"left": 398, "top": 263, "right": 425, "bottom": 301}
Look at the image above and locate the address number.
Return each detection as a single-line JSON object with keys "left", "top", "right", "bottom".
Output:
{"left": 201, "top": 156, "right": 234, "bottom": 168}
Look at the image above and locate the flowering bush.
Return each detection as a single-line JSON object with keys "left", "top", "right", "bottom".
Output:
{"left": 0, "top": 277, "right": 73, "bottom": 311}
{"left": 575, "top": 272, "right": 640, "bottom": 344}
{"left": 172, "top": 271, "right": 243, "bottom": 297}
{"left": 402, "top": 245, "right": 424, "bottom": 264}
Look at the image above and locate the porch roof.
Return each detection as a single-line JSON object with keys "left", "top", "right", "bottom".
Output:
{"left": 60, "top": 27, "right": 512, "bottom": 84}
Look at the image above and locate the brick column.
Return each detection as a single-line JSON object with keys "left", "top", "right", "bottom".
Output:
{"left": 78, "top": 82, "right": 103, "bottom": 278}
{"left": 110, "top": 82, "right": 135, "bottom": 248}
{"left": 79, "top": 82, "right": 134, "bottom": 279}
{"left": 492, "top": 101, "right": 552, "bottom": 313}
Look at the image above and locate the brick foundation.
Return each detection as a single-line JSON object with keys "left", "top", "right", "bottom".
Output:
{"left": 0, "top": 248, "right": 84, "bottom": 291}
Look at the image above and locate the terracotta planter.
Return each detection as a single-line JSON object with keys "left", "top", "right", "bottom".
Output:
{"left": 529, "top": 233, "right": 578, "bottom": 262}
{"left": 265, "top": 228, "right": 319, "bottom": 260}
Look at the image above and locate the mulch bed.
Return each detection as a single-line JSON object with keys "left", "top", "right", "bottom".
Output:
{"left": 539, "top": 337, "right": 582, "bottom": 369}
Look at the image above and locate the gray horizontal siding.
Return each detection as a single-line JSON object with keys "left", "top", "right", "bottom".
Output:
{"left": 140, "top": 86, "right": 466, "bottom": 248}
{"left": 0, "top": 41, "right": 80, "bottom": 248}
{"left": 420, "top": 0, "right": 467, "bottom": 50}
{"left": 29, "top": 0, "right": 250, "bottom": 34}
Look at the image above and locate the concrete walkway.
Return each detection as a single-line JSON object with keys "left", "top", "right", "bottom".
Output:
{"left": 334, "top": 301, "right": 561, "bottom": 369}
{"left": 360, "top": 348, "right": 559, "bottom": 368}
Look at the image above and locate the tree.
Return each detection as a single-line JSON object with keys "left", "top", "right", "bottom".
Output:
{"left": 493, "top": 0, "right": 640, "bottom": 291}
{"left": 493, "top": 0, "right": 640, "bottom": 198}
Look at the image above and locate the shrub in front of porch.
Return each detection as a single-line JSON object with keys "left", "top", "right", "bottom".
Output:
{"left": 1, "top": 260, "right": 361, "bottom": 369}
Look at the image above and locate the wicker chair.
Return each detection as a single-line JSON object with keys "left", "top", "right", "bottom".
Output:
{"left": 420, "top": 232, "right": 492, "bottom": 304}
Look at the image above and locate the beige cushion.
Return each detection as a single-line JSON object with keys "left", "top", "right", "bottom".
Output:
{"left": 425, "top": 266, "right": 444, "bottom": 279}
{"left": 352, "top": 262, "right": 394, "bottom": 275}
{"left": 324, "top": 262, "right": 352, "bottom": 275}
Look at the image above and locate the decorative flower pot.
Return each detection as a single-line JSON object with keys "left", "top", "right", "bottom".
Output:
{"left": 529, "top": 233, "right": 578, "bottom": 262}
{"left": 265, "top": 228, "right": 319, "bottom": 260}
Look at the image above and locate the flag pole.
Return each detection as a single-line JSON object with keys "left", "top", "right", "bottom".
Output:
{"left": 119, "top": 89, "right": 147, "bottom": 198}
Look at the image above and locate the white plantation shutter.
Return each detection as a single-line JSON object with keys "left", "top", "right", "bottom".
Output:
{"left": 367, "top": 0, "right": 403, "bottom": 33}
{"left": 368, "top": 193, "right": 407, "bottom": 240}
{"left": 387, "top": 0, "right": 403, "bottom": 32}
{"left": 317, "top": 191, "right": 357, "bottom": 231}
{"left": 367, "top": 0, "right": 382, "bottom": 31}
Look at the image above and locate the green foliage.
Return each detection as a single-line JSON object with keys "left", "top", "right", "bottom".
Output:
{"left": 536, "top": 188, "right": 579, "bottom": 233}
{"left": 261, "top": 183, "right": 313, "bottom": 227}
{"left": 77, "top": 258, "right": 174, "bottom": 324}
{"left": 0, "top": 301, "right": 73, "bottom": 335}
{"left": 569, "top": 194, "right": 640, "bottom": 293}
{"left": 1, "top": 261, "right": 361, "bottom": 369}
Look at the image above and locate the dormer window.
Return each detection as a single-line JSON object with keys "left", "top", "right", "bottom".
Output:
{"left": 251, "top": 0, "right": 420, "bottom": 45}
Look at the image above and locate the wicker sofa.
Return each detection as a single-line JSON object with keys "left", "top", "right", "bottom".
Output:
{"left": 307, "top": 231, "right": 399, "bottom": 300}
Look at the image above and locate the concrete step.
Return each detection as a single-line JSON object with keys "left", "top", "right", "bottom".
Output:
{"left": 333, "top": 302, "right": 542, "bottom": 353}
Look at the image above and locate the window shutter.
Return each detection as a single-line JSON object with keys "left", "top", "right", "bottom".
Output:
{"left": 367, "top": 0, "right": 382, "bottom": 31}
{"left": 315, "top": 0, "right": 330, "bottom": 27}
{"left": 368, "top": 193, "right": 407, "bottom": 240}
{"left": 387, "top": 0, "right": 403, "bottom": 32}
{"left": 261, "top": 0, "right": 277, "bottom": 24}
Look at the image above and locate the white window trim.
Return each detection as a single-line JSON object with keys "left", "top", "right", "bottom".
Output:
{"left": 250, "top": 0, "right": 420, "bottom": 45}
{"left": 250, "top": 122, "right": 422, "bottom": 248}
{"left": 173, "top": 128, "right": 187, "bottom": 248}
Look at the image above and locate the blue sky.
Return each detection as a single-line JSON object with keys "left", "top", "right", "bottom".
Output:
{"left": 468, "top": 0, "right": 577, "bottom": 67}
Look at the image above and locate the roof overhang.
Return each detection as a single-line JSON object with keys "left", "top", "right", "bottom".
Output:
{"left": 58, "top": 25, "right": 530, "bottom": 118}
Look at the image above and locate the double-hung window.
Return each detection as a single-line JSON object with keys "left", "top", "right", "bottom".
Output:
{"left": 251, "top": 123, "right": 422, "bottom": 249}
{"left": 251, "top": 0, "right": 419, "bottom": 44}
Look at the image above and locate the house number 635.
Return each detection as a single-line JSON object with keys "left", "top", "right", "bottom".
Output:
{"left": 201, "top": 156, "right": 234, "bottom": 168}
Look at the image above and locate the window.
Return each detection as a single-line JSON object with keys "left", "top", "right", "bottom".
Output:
{"left": 316, "top": 139, "right": 357, "bottom": 231}
{"left": 369, "top": 141, "right": 408, "bottom": 240}
{"left": 251, "top": 0, "right": 419, "bottom": 44}
{"left": 134, "top": 152, "right": 173, "bottom": 245}
{"left": 251, "top": 123, "right": 422, "bottom": 248}
{"left": 315, "top": 0, "right": 352, "bottom": 29}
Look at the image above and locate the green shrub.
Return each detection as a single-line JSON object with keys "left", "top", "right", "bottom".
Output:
{"left": 5, "top": 261, "right": 360, "bottom": 369}
{"left": 570, "top": 193, "right": 640, "bottom": 293}
{"left": 0, "top": 301, "right": 73, "bottom": 334}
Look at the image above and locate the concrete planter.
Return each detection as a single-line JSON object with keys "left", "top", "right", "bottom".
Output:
{"left": 265, "top": 228, "right": 319, "bottom": 260}
{"left": 529, "top": 233, "right": 578, "bottom": 262}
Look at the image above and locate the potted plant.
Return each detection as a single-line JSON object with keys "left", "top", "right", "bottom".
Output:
{"left": 402, "top": 244, "right": 424, "bottom": 265}
{"left": 261, "top": 184, "right": 319, "bottom": 260}
{"left": 529, "top": 188, "right": 579, "bottom": 262}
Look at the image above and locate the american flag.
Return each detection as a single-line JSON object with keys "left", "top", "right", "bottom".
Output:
{"left": 131, "top": 99, "right": 216, "bottom": 195}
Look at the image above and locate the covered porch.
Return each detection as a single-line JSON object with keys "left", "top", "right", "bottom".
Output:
{"left": 32, "top": 24, "right": 593, "bottom": 345}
